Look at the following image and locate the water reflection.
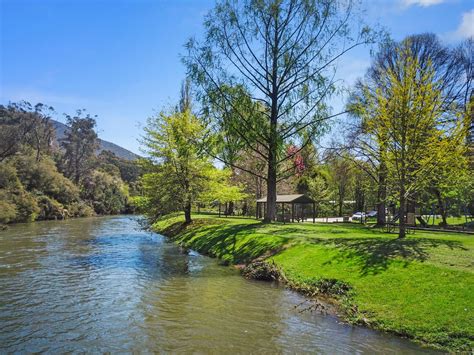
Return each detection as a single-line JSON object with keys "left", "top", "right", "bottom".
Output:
{"left": 0, "top": 216, "right": 435, "bottom": 353}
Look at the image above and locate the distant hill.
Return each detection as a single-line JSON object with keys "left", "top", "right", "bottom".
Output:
{"left": 51, "top": 120, "right": 139, "bottom": 161}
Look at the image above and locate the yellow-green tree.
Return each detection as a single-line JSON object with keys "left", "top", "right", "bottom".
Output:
{"left": 363, "top": 45, "right": 468, "bottom": 238}
{"left": 141, "top": 109, "right": 212, "bottom": 223}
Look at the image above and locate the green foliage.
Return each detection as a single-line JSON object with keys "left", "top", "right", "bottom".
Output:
{"left": 0, "top": 102, "right": 55, "bottom": 162}
{"left": 355, "top": 42, "right": 469, "bottom": 236}
{"left": 80, "top": 170, "right": 129, "bottom": 215}
{"left": 0, "top": 105, "right": 140, "bottom": 223}
{"left": 98, "top": 150, "right": 141, "bottom": 183}
{"left": 12, "top": 190, "right": 40, "bottom": 222}
{"left": 36, "top": 195, "right": 65, "bottom": 220}
{"left": 141, "top": 110, "right": 214, "bottom": 222}
{"left": 60, "top": 111, "right": 98, "bottom": 184}
{"left": 199, "top": 168, "right": 247, "bottom": 204}
{"left": 13, "top": 153, "right": 80, "bottom": 204}
{"left": 0, "top": 193, "right": 17, "bottom": 224}
{"left": 0, "top": 164, "right": 21, "bottom": 190}
{"left": 67, "top": 201, "right": 95, "bottom": 218}
{"left": 141, "top": 109, "right": 247, "bottom": 222}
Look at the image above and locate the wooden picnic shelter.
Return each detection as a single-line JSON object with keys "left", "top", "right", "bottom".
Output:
{"left": 256, "top": 194, "right": 316, "bottom": 223}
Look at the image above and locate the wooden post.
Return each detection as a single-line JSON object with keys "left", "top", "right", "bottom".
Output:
{"left": 291, "top": 203, "right": 295, "bottom": 222}
{"left": 256, "top": 202, "right": 259, "bottom": 219}
{"left": 313, "top": 202, "right": 316, "bottom": 223}
{"left": 282, "top": 203, "right": 285, "bottom": 224}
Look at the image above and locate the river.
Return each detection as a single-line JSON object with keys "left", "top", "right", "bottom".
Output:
{"left": 0, "top": 216, "right": 435, "bottom": 353}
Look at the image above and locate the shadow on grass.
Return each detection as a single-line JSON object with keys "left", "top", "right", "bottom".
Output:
{"left": 311, "top": 237, "right": 468, "bottom": 276}
{"left": 167, "top": 221, "right": 289, "bottom": 264}
{"left": 160, "top": 219, "right": 468, "bottom": 276}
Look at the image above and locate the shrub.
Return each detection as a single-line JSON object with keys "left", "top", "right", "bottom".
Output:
{"left": 0, "top": 163, "right": 21, "bottom": 190}
{"left": 11, "top": 190, "right": 39, "bottom": 222}
{"left": 67, "top": 201, "right": 95, "bottom": 218}
{"left": 0, "top": 196, "right": 17, "bottom": 224}
{"left": 80, "top": 170, "right": 128, "bottom": 214}
{"left": 36, "top": 195, "right": 65, "bottom": 220}
{"left": 13, "top": 154, "right": 80, "bottom": 204}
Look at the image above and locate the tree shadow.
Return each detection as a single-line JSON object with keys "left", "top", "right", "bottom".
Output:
{"left": 172, "top": 222, "right": 289, "bottom": 264}
{"left": 308, "top": 237, "right": 468, "bottom": 276}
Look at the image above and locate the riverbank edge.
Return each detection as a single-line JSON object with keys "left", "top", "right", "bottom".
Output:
{"left": 151, "top": 216, "right": 458, "bottom": 352}
{"left": 0, "top": 213, "right": 139, "bottom": 229}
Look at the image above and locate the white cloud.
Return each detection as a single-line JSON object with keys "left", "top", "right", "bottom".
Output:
{"left": 455, "top": 9, "right": 474, "bottom": 39}
{"left": 402, "top": 0, "right": 445, "bottom": 7}
{"left": 441, "top": 9, "right": 474, "bottom": 42}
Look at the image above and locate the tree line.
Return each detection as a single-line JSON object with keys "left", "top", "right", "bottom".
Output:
{"left": 139, "top": 0, "right": 473, "bottom": 239}
{"left": 0, "top": 102, "right": 141, "bottom": 224}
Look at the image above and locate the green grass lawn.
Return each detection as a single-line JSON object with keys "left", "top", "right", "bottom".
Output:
{"left": 153, "top": 213, "right": 474, "bottom": 351}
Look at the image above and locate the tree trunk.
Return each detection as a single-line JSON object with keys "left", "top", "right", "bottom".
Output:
{"left": 399, "top": 188, "right": 407, "bottom": 238}
{"left": 435, "top": 189, "right": 447, "bottom": 227}
{"left": 228, "top": 201, "right": 234, "bottom": 215}
{"left": 377, "top": 146, "right": 387, "bottom": 226}
{"left": 376, "top": 169, "right": 387, "bottom": 226}
{"left": 265, "top": 16, "right": 279, "bottom": 224}
{"left": 265, "top": 160, "right": 277, "bottom": 222}
{"left": 338, "top": 192, "right": 343, "bottom": 217}
{"left": 184, "top": 202, "right": 192, "bottom": 224}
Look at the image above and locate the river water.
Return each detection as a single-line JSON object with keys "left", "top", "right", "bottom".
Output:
{"left": 0, "top": 216, "right": 434, "bottom": 353}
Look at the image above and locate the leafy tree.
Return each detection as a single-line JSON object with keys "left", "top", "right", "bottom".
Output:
{"left": 141, "top": 110, "right": 213, "bottom": 223}
{"left": 346, "top": 34, "right": 472, "bottom": 226}
{"left": 326, "top": 153, "right": 354, "bottom": 217}
{"left": 0, "top": 102, "right": 54, "bottom": 162}
{"left": 199, "top": 168, "right": 247, "bottom": 209}
{"left": 358, "top": 44, "right": 468, "bottom": 238}
{"left": 97, "top": 150, "right": 141, "bottom": 183}
{"left": 13, "top": 153, "right": 80, "bottom": 205}
{"left": 61, "top": 111, "right": 98, "bottom": 184}
{"left": 80, "top": 170, "right": 128, "bottom": 215}
{"left": 185, "top": 0, "right": 376, "bottom": 222}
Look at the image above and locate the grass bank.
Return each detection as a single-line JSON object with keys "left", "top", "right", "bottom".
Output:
{"left": 152, "top": 213, "right": 474, "bottom": 351}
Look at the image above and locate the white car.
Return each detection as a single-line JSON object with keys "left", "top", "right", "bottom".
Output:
{"left": 352, "top": 212, "right": 366, "bottom": 221}
{"left": 366, "top": 210, "right": 378, "bottom": 218}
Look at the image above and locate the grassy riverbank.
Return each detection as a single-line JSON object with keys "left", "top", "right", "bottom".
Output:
{"left": 153, "top": 213, "right": 474, "bottom": 351}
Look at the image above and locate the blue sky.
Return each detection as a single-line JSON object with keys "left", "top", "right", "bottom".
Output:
{"left": 1, "top": 0, "right": 472, "bottom": 154}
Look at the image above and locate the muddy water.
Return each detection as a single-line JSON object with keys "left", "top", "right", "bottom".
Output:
{"left": 0, "top": 216, "right": 434, "bottom": 353}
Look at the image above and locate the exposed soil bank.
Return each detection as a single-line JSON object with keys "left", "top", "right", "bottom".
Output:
{"left": 152, "top": 214, "right": 474, "bottom": 352}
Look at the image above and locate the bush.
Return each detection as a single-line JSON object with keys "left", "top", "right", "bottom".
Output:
{"left": 11, "top": 190, "right": 39, "bottom": 222}
{"left": 67, "top": 201, "right": 95, "bottom": 218}
{"left": 0, "top": 196, "right": 17, "bottom": 224}
{"left": 36, "top": 195, "right": 65, "bottom": 220}
{"left": 81, "top": 170, "right": 128, "bottom": 214}
{"left": 0, "top": 164, "right": 21, "bottom": 190}
{"left": 13, "top": 154, "right": 80, "bottom": 204}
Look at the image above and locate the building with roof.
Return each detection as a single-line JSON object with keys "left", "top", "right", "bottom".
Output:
{"left": 256, "top": 194, "right": 316, "bottom": 223}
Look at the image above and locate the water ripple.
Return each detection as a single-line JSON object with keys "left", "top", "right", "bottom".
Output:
{"left": 0, "top": 216, "right": 434, "bottom": 354}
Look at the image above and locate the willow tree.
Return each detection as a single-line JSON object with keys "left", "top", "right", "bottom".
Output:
{"left": 185, "top": 0, "right": 375, "bottom": 222}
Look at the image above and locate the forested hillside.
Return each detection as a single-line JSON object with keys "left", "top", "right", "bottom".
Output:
{"left": 50, "top": 120, "right": 139, "bottom": 161}
{"left": 0, "top": 102, "right": 141, "bottom": 224}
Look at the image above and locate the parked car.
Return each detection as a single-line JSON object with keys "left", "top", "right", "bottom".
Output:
{"left": 351, "top": 212, "right": 365, "bottom": 221}
{"left": 366, "top": 210, "right": 377, "bottom": 218}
